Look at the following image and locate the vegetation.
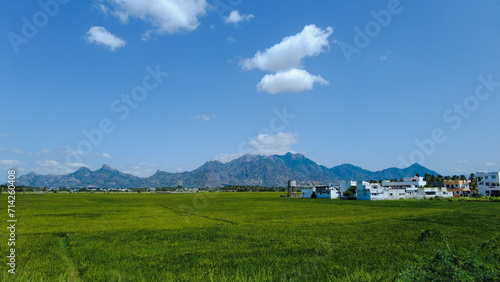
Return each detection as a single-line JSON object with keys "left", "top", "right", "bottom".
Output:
{"left": 342, "top": 186, "right": 357, "bottom": 197}
{"left": 400, "top": 230, "right": 500, "bottom": 281}
{"left": 1, "top": 193, "right": 500, "bottom": 281}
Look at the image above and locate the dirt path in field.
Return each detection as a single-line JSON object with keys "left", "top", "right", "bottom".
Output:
{"left": 58, "top": 236, "right": 81, "bottom": 282}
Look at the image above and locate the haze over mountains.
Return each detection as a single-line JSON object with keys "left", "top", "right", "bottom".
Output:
{"left": 16, "top": 153, "right": 438, "bottom": 188}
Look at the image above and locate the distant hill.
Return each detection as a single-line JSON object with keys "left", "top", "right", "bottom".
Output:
{"left": 16, "top": 153, "right": 439, "bottom": 188}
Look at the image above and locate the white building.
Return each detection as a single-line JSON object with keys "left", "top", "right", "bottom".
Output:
{"left": 301, "top": 178, "right": 453, "bottom": 201}
{"left": 476, "top": 171, "right": 500, "bottom": 197}
{"left": 301, "top": 187, "right": 315, "bottom": 198}
{"left": 356, "top": 181, "right": 388, "bottom": 200}
{"left": 404, "top": 187, "right": 419, "bottom": 198}
{"left": 417, "top": 187, "right": 453, "bottom": 198}
{"left": 442, "top": 180, "right": 471, "bottom": 197}
{"left": 301, "top": 185, "right": 340, "bottom": 199}
{"left": 388, "top": 188, "right": 406, "bottom": 200}
{"left": 382, "top": 176, "right": 427, "bottom": 189}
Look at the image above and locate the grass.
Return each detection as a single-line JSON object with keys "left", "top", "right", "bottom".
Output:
{"left": 1, "top": 192, "right": 500, "bottom": 281}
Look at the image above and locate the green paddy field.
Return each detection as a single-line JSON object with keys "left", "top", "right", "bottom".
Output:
{"left": 1, "top": 192, "right": 499, "bottom": 281}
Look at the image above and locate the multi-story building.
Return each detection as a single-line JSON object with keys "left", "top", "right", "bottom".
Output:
{"left": 417, "top": 187, "right": 453, "bottom": 198}
{"left": 476, "top": 171, "right": 500, "bottom": 197}
{"left": 356, "top": 181, "right": 388, "bottom": 200}
{"left": 387, "top": 188, "right": 406, "bottom": 200}
{"left": 381, "top": 176, "right": 426, "bottom": 189}
{"left": 433, "top": 180, "right": 471, "bottom": 197}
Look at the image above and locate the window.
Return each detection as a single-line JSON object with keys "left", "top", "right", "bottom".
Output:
{"left": 485, "top": 176, "right": 489, "bottom": 179}
{"left": 493, "top": 176, "right": 497, "bottom": 179}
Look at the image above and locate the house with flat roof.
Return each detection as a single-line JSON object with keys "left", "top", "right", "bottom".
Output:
{"left": 382, "top": 176, "right": 426, "bottom": 189}
{"left": 433, "top": 180, "right": 471, "bottom": 197}
{"left": 417, "top": 187, "right": 453, "bottom": 198}
{"left": 476, "top": 171, "right": 500, "bottom": 197}
{"left": 356, "top": 181, "right": 388, "bottom": 200}
{"left": 387, "top": 188, "right": 406, "bottom": 200}
{"left": 301, "top": 185, "right": 340, "bottom": 199}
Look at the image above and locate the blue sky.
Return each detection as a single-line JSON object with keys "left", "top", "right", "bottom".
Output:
{"left": 1, "top": 0, "right": 499, "bottom": 183}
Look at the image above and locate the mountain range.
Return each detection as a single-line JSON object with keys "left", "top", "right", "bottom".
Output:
{"left": 15, "top": 153, "right": 438, "bottom": 188}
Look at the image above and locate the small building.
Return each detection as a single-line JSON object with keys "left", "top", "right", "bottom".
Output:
{"left": 382, "top": 176, "right": 427, "bottom": 189}
{"left": 356, "top": 181, "right": 388, "bottom": 200}
{"left": 417, "top": 187, "right": 453, "bottom": 198}
{"left": 476, "top": 171, "right": 500, "bottom": 197}
{"left": 301, "top": 185, "right": 340, "bottom": 199}
{"left": 301, "top": 187, "right": 315, "bottom": 198}
{"left": 433, "top": 180, "right": 471, "bottom": 197}
{"left": 388, "top": 188, "right": 406, "bottom": 200}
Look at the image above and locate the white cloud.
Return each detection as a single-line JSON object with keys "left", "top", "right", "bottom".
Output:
{"left": 0, "top": 134, "right": 8, "bottom": 138}
{"left": 257, "top": 68, "right": 328, "bottom": 94}
{"left": 380, "top": 51, "right": 392, "bottom": 61}
{"left": 121, "top": 162, "right": 159, "bottom": 177}
{"left": 92, "top": 2, "right": 109, "bottom": 15}
{"left": 456, "top": 160, "right": 468, "bottom": 164}
{"left": 66, "top": 162, "right": 89, "bottom": 169}
{"left": 57, "top": 148, "right": 84, "bottom": 155}
{"left": 248, "top": 132, "right": 298, "bottom": 155}
{"left": 85, "top": 26, "right": 126, "bottom": 51}
{"left": 91, "top": 152, "right": 112, "bottom": 159}
{"left": 213, "top": 153, "right": 245, "bottom": 163}
{"left": 486, "top": 162, "right": 499, "bottom": 167}
{"left": 123, "top": 166, "right": 156, "bottom": 177}
{"left": 240, "top": 24, "right": 333, "bottom": 72}
{"left": 227, "top": 36, "right": 235, "bottom": 43}
{"left": 141, "top": 29, "right": 154, "bottom": 41}
{"left": 0, "top": 148, "right": 4, "bottom": 151}
{"left": 33, "top": 148, "right": 50, "bottom": 156}
{"left": 192, "top": 114, "right": 216, "bottom": 121}
{"left": 104, "top": 0, "right": 208, "bottom": 34}
{"left": 101, "top": 153, "right": 112, "bottom": 159}
{"left": 0, "top": 160, "right": 24, "bottom": 167}
{"left": 11, "top": 148, "right": 24, "bottom": 154}
{"left": 31, "top": 160, "right": 90, "bottom": 175}
{"left": 213, "top": 132, "right": 299, "bottom": 162}
{"left": 224, "top": 10, "right": 254, "bottom": 25}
